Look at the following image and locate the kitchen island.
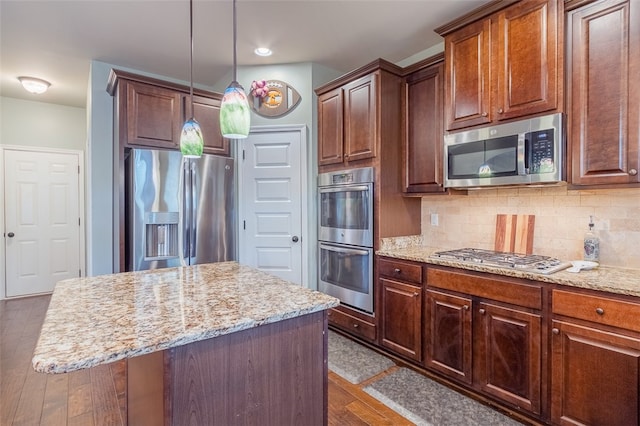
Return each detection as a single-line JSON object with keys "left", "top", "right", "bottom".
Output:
{"left": 32, "top": 262, "right": 339, "bottom": 425}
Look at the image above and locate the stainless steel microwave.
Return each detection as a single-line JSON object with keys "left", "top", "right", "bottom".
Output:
{"left": 444, "top": 113, "right": 564, "bottom": 188}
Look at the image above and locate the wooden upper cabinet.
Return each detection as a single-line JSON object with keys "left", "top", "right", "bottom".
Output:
{"left": 343, "top": 73, "right": 377, "bottom": 163}
{"left": 317, "top": 88, "right": 344, "bottom": 166}
{"left": 566, "top": 0, "right": 640, "bottom": 186}
{"left": 444, "top": 18, "right": 492, "bottom": 130}
{"left": 125, "top": 80, "right": 182, "bottom": 149}
{"left": 185, "top": 94, "right": 230, "bottom": 157}
{"left": 316, "top": 68, "right": 382, "bottom": 170}
{"left": 404, "top": 59, "right": 447, "bottom": 193}
{"left": 440, "top": 0, "right": 561, "bottom": 131}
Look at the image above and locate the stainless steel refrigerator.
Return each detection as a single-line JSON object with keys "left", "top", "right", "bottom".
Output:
{"left": 125, "top": 148, "right": 236, "bottom": 271}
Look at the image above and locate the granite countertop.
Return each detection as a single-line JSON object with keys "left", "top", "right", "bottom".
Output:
{"left": 377, "top": 246, "right": 640, "bottom": 298}
{"left": 32, "top": 262, "right": 339, "bottom": 374}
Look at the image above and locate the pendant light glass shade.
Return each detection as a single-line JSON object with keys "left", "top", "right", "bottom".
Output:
{"left": 220, "top": 0, "right": 250, "bottom": 139}
{"left": 180, "top": 118, "right": 204, "bottom": 158}
{"left": 220, "top": 81, "right": 250, "bottom": 138}
{"left": 180, "top": 0, "right": 204, "bottom": 158}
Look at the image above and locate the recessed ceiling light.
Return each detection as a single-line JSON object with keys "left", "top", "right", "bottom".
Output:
{"left": 254, "top": 47, "right": 272, "bottom": 57}
{"left": 18, "top": 76, "right": 51, "bottom": 94}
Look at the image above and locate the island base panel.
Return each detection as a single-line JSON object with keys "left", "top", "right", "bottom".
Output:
{"left": 127, "top": 311, "right": 328, "bottom": 425}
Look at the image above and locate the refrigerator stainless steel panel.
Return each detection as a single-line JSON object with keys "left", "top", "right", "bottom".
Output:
{"left": 126, "top": 148, "right": 236, "bottom": 272}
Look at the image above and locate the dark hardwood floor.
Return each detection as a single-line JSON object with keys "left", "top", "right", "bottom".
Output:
{"left": 0, "top": 295, "right": 413, "bottom": 425}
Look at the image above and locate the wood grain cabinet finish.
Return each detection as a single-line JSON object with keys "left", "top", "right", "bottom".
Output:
{"left": 317, "top": 73, "right": 377, "bottom": 168}
{"left": 327, "top": 305, "right": 376, "bottom": 343}
{"left": 551, "top": 288, "right": 640, "bottom": 425}
{"left": 125, "top": 80, "right": 182, "bottom": 149}
{"left": 566, "top": 0, "right": 640, "bottom": 186}
{"left": 403, "top": 59, "right": 447, "bottom": 194}
{"left": 441, "top": 0, "right": 561, "bottom": 131}
{"left": 379, "top": 258, "right": 423, "bottom": 362}
{"left": 185, "top": 94, "right": 230, "bottom": 156}
{"left": 425, "top": 289, "right": 473, "bottom": 384}
{"left": 425, "top": 267, "right": 543, "bottom": 415}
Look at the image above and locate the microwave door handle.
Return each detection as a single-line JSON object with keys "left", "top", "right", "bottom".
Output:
{"left": 319, "top": 185, "right": 370, "bottom": 194}
{"left": 518, "top": 135, "right": 528, "bottom": 175}
{"left": 319, "top": 243, "right": 369, "bottom": 256}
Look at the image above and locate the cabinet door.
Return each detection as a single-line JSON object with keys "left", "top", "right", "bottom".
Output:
{"left": 476, "top": 302, "right": 542, "bottom": 415}
{"left": 343, "top": 73, "right": 377, "bottom": 163}
{"left": 317, "top": 88, "right": 344, "bottom": 166}
{"left": 404, "top": 62, "right": 446, "bottom": 193}
{"left": 425, "top": 289, "right": 472, "bottom": 384}
{"left": 125, "top": 81, "right": 182, "bottom": 148}
{"left": 444, "top": 18, "right": 492, "bottom": 131}
{"left": 551, "top": 320, "right": 640, "bottom": 425}
{"left": 380, "top": 278, "right": 422, "bottom": 361}
{"left": 567, "top": 0, "right": 640, "bottom": 185}
{"left": 494, "top": 0, "right": 559, "bottom": 121}
{"left": 186, "top": 95, "right": 230, "bottom": 157}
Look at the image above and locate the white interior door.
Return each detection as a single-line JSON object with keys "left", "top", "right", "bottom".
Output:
{"left": 4, "top": 149, "right": 81, "bottom": 297}
{"left": 240, "top": 127, "right": 304, "bottom": 285}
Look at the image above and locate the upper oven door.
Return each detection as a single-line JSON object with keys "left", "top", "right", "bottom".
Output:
{"left": 318, "top": 182, "right": 373, "bottom": 247}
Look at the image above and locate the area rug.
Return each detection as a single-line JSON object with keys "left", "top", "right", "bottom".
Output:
{"left": 327, "top": 331, "right": 395, "bottom": 384}
{"left": 363, "top": 367, "right": 523, "bottom": 426}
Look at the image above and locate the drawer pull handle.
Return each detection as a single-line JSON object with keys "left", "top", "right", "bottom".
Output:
{"left": 552, "top": 328, "right": 559, "bottom": 335}
{"left": 394, "top": 268, "right": 401, "bottom": 274}
{"left": 596, "top": 307, "right": 605, "bottom": 315}
{"left": 463, "top": 305, "right": 469, "bottom": 311}
{"left": 479, "top": 308, "right": 486, "bottom": 315}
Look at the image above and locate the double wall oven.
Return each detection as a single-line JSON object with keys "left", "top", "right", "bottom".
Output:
{"left": 318, "top": 167, "right": 374, "bottom": 313}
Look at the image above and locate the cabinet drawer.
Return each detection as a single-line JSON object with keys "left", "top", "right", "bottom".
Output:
{"left": 427, "top": 267, "right": 542, "bottom": 310}
{"left": 378, "top": 258, "right": 423, "bottom": 284}
{"left": 552, "top": 289, "right": 640, "bottom": 333}
{"left": 328, "top": 307, "right": 376, "bottom": 342}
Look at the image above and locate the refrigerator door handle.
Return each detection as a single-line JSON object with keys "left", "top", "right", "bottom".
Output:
{"left": 182, "top": 159, "right": 190, "bottom": 261}
{"left": 190, "top": 161, "right": 197, "bottom": 260}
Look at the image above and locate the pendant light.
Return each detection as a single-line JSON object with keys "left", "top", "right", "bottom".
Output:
{"left": 180, "top": 0, "right": 204, "bottom": 158}
{"left": 219, "top": 0, "right": 250, "bottom": 139}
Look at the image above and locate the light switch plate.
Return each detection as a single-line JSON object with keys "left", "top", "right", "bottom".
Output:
{"left": 431, "top": 213, "right": 439, "bottom": 226}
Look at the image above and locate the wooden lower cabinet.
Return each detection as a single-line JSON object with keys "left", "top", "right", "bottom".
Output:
{"left": 476, "top": 302, "right": 542, "bottom": 415}
{"left": 327, "top": 304, "right": 376, "bottom": 343}
{"left": 380, "top": 278, "right": 422, "bottom": 361}
{"left": 425, "top": 289, "right": 472, "bottom": 383}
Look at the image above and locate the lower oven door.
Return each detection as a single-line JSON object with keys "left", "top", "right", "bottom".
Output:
{"left": 318, "top": 242, "right": 373, "bottom": 313}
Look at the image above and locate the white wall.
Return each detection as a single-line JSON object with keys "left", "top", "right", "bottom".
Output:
{"left": 0, "top": 97, "right": 86, "bottom": 150}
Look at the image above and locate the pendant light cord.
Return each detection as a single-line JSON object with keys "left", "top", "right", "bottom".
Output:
{"left": 232, "top": 0, "right": 237, "bottom": 82}
{"left": 189, "top": 0, "right": 194, "bottom": 111}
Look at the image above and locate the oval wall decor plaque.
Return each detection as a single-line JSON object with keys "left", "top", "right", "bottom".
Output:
{"left": 249, "top": 80, "right": 302, "bottom": 118}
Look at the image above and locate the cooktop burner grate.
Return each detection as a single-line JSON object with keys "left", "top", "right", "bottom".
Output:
{"left": 431, "top": 248, "right": 571, "bottom": 274}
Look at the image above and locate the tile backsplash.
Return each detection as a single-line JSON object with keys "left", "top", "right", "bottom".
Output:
{"left": 421, "top": 185, "right": 640, "bottom": 269}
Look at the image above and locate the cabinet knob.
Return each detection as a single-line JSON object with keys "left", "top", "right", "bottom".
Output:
{"left": 463, "top": 305, "right": 469, "bottom": 311}
{"left": 394, "top": 268, "right": 401, "bottom": 274}
{"left": 497, "top": 108, "right": 504, "bottom": 114}
{"left": 353, "top": 323, "right": 359, "bottom": 328}
{"left": 596, "top": 307, "right": 605, "bottom": 315}
{"left": 413, "top": 292, "right": 419, "bottom": 297}
{"left": 479, "top": 308, "right": 486, "bottom": 315}
{"left": 629, "top": 169, "right": 638, "bottom": 176}
{"left": 552, "top": 328, "right": 560, "bottom": 335}
{"left": 481, "top": 112, "right": 488, "bottom": 117}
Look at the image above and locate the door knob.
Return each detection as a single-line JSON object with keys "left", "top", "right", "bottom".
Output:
{"left": 7, "top": 232, "right": 15, "bottom": 238}
{"left": 292, "top": 236, "right": 299, "bottom": 243}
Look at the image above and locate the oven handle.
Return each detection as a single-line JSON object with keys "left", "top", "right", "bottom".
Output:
{"left": 319, "top": 243, "right": 370, "bottom": 256}
{"left": 318, "top": 185, "right": 370, "bottom": 194}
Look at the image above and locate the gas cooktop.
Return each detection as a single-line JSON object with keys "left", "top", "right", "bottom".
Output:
{"left": 431, "top": 248, "right": 571, "bottom": 275}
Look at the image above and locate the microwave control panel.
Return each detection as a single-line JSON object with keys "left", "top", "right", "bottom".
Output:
{"left": 528, "top": 129, "right": 555, "bottom": 174}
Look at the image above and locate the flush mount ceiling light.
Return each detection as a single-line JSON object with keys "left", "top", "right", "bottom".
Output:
{"left": 179, "top": 0, "right": 204, "bottom": 158}
{"left": 18, "top": 76, "right": 50, "bottom": 94}
{"left": 219, "top": 0, "right": 250, "bottom": 139}
{"left": 254, "top": 47, "right": 272, "bottom": 57}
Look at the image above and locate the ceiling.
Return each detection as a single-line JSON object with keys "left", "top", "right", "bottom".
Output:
{"left": 1, "top": 1, "right": 490, "bottom": 108}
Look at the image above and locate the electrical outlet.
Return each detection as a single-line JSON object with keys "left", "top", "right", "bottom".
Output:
{"left": 431, "top": 213, "right": 439, "bottom": 226}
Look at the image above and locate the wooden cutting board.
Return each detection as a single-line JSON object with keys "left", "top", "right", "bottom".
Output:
{"left": 494, "top": 214, "right": 535, "bottom": 254}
